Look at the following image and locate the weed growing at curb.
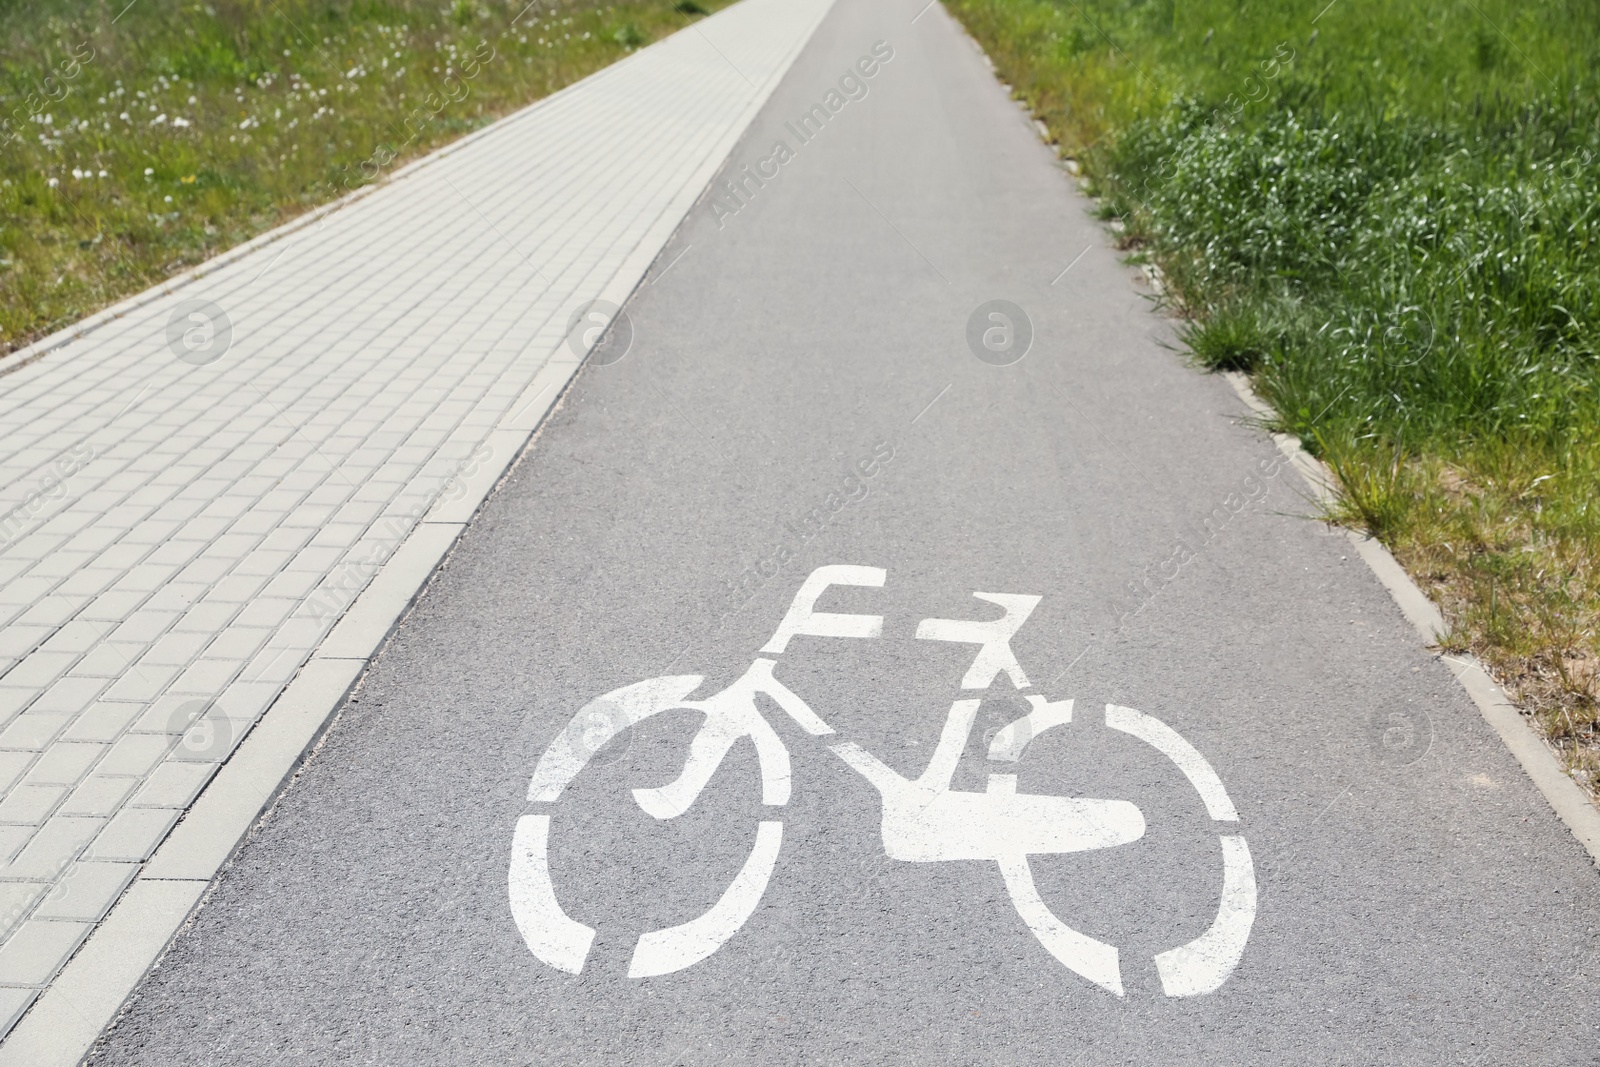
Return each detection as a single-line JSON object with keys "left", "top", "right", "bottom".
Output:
{"left": 944, "top": 0, "right": 1600, "bottom": 792}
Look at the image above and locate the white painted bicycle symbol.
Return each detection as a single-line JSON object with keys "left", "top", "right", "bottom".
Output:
{"left": 510, "top": 565, "right": 1256, "bottom": 997}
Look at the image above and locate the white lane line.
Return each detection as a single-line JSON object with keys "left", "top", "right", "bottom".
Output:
{"left": 987, "top": 695, "right": 1073, "bottom": 761}
{"left": 760, "top": 564, "right": 885, "bottom": 653}
{"left": 509, "top": 815, "right": 597, "bottom": 974}
{"left": 916, "top": 592, "right": 1040, "bottom": 689}
{"left": 995, "top": 852, "right": 1123, "bottom": 996}
{"left": 1154, "top": 836, "right": 1257, "bottom": 997}
{"left": 528, "top": 675, "right": 705, "bottom": 803}
{"left": 1106, "top": 704, "right": 1239, "bottom": 821}
{"left": 628, "top": 820, "right": 784, "bottom": 977}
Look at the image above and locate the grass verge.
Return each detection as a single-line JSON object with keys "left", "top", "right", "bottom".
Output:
{"left": 944, "top": 0, "right": 1600, "bottom": 794}
{"left": 0, "top": 0, "right": 724, "bottom": 357}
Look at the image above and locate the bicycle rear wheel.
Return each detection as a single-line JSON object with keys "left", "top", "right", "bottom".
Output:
{"left": 509, "top": 673, "right": 789, "bottom": 977}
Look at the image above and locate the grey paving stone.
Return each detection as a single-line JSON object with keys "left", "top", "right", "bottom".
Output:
{"left": 0, "top": 656, "right": 72, "bottom": 692}
{"left": 0, "top": 633, "right": 45, "bottom": 661}
{"left": 0, "top": 758, "right": 31, "bottom": 797}
{"left": 18, "top": 600, "right": 85, "bottom": 630}
{"left": 138, "top": 633, "right": 211, "bottom": 668}
{"left": 104, "top": 614, "right": 177, "bottom": 645}
{"left": 127, "top": 763, "right": 216, "bottom": 811}
{"left": 22, "top": 555, "right": 90, "bottom": 582}
{"left": 229, "top": 599, "right": 299, "bottom": 629}
{"left": 85, "top": 809, "right": 181, "bottom": 864}
{"left": 93, "top": 736, "right": 170, "bottom": 778}
{"left": 21, "top": 745, "right": 104, "bottom": 787}
{"left": 50, "top": 570, "right": 118, "bottom": 600}
{"left": 238, "top": 648, "right": 299, "bottom": 686}
{"left": 167, "top": 660, "right": 241, "bottom": 696}
{"left": 56, "top": 778, "right": 138, "bottom": 820}
{"left": 0, "top": 830, "right": 27, "bottom": 869}
{"left": 2, "top": 817, "right": 102, "bottom": 881}
{"left": 77, "top": 592, "right": 145, "bottom": 623}
{"left": 58, "top": 703, "right": 140, "bottom": 744}
{"left": 32, "top": 624, "right": 101, "bottom": 657}
{"left": 30, "top": 863, "right": 137, "bottom": 924}
{"left": 0, "top": 789, "right": 65, "bottom": 828}
{"left": 25, "top": 678, "right": 104, "bottom": 716}
{"left": 197, "top": 627, "right": 273, "bottom": 664}
{"left": 166, "top": 602, "right": 237, "bottom": 634}
{"left": 0, "top": 921, "right": 90, "bottom": 986}
{"left": 0, "top": 715, "right": 69, "bottom": 753}
{"left": 60, "top": 644, "right": 140, "bottom": 680}
{"left": 99, "top": 667, "right": 181, "bottom": 703}
{"left": 215, "top": 681, "right": 282, "bottom": 723}
{"left": 0, "top": 990, "right": 37, "bottom": 1040}
{"left": 0, "top": 693, "right": 34, "bottom": 722}
{"left": 0, "top": 885, "right": 46, "bottom": 942}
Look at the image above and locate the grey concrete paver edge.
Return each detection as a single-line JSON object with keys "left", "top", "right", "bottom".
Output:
{"left": 0, "top": 882, "right": 204, "bottom": 1067}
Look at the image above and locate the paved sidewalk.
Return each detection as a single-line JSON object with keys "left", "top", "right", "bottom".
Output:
{"left": 0, "top": 0, "right": 833, "bottom": 1054}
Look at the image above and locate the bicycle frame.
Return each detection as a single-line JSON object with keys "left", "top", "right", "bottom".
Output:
{"left": 623, "top": 658, "right": 1146, "bottom": 862}
{"left": 516, "top": 654, "right": 1143, "bottom": 988}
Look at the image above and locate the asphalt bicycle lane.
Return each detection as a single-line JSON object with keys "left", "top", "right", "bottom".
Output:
{"left": 511, "top": 572, "right": 1252, "bottom": 998}
{"left": 95, "top": 0, "right": 1600, "bottom": 1063}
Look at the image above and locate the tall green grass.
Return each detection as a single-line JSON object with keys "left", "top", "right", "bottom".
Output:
{"left": 0, "top": 0, "right": 725, "bottom": 355}
{"left": 947, "top": 0, "right": 1600, "bottom": 787}
{"left": 1110, "top": 94, "right": 1600, "bottom": 448}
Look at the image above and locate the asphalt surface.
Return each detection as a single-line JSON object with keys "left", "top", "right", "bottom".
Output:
{"left": 91, "top": 0, "right": 1600, "bottom": 1063}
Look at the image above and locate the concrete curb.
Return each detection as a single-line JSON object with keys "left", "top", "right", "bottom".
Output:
{"left": 1223, "top": 371, "right": 1600, "bottom": 867}
{"left": 960, "top": 15, "right": 1600, "bottom": 866}
{"left": 950, "top": 0, "right": 1599, "bottom": 867}
{"left": 0, "top": 1, "right": 839, "bottom": 1062}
